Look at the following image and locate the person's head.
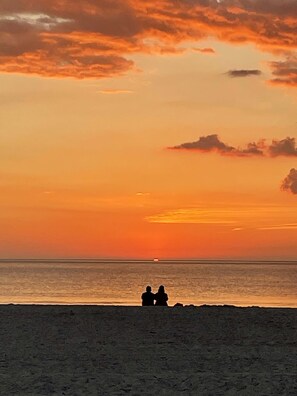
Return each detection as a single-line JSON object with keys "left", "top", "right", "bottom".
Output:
{"left": 158, "top": 285, "right": 165, "bottom": 293}
{"left": 146, "top": 285, "right": 152, "bottom": 292}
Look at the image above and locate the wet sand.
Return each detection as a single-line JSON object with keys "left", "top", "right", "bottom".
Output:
{"left": 0, "top": 305, "right": 296, "bottom": 395}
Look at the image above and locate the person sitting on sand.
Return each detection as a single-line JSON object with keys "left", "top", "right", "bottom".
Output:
{"left": 154, "top": 285, "right": 168, "bottom": 306}
{"left": 141, "top": 285, "right": 155, "bottom": 306}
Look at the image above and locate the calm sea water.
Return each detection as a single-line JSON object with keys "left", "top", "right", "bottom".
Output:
{"left": 0, "top": 260, "right": 296, "bottom": 307}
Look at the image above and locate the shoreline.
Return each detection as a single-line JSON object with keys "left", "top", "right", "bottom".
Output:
{"left": 1, "top": 305, "right": 296, "bottom": 395}
{"left": 1, "top": 303, "right": 297, "bottom": 309}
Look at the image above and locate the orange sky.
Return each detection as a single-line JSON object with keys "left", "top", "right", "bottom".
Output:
{"left": 0, "top": 0, "right": 297, "bottom": 259}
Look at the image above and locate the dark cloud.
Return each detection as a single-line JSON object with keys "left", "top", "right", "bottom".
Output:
{"left": 240, "top": 141, "right": 265, "bottom": 156}
{"left": 281, "top": 168, "right": 297, "bottom": 194}
{"left": 169, "top": 135, "right": 297, "bottom": 158}
{"left": 227, "top": 69, "right": 262, "bottom": 78}
{"left": 0, "top": 0, "right": 296, "bottom": 80}
{"left": 168, "top": 134, "right": 265, "bottom": 157}
{"left": 269, "top": 56, "right": 297, "bottom": 87}
{"left": 269, "top": 137, "right": 297, "bottom": 157}
{"left": 169, "top": 134, "right": 235, "bottom": 153}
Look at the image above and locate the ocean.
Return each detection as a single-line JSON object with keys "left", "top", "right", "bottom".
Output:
{"left": 0, "top": 260, "right": 296, "bottom": 307}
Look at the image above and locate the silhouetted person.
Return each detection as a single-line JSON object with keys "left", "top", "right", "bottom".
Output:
{"left": 141, "top": 285, "right": 155, "bottom": 306}
{"left": 154, "top": 285, "right": 168, "bottom": 306}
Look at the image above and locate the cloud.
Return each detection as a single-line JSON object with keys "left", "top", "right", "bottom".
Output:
{"left": 99, "top": 89, "right": 134, "bottom": 94}
{"left": 240, "top": 141, "right": 266, "bottom": 156}
{"left": 269, "top": 137, "right": 297, "bottom": 157}
{"left": 281, "top": 168, "right": 297, "bottom": 195}
{"left": 146, "top": 204, "right": 297, "bottom": 226}
{"left": 0, "top": 0, "right": 296, "bottom": 81}
{"left": 269, "top": 56, "right": 297, "bottom": 87}
{"left": 227, "top": 69, "right": 262, "bottom": 78}
{"left": 192, "top": 47, "right": 216, "bottom": 54}
{"left": 258, "top": 224, "right": 297, "bottom": 230}
{"left": 169, "top": 134, "right": 234, "bottom": 153}
{"left": 146, "top": 208, "right": 237, "bottom": 224}
{"left": 168, "top": 134, "right": 265, "bottom": 157}
{"left": 169, "top": 135, "right": 297, "bottom": 158}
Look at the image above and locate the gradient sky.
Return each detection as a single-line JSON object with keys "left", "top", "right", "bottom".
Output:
{"left": 1, "top": 0, "right": 297, "bottom": 259}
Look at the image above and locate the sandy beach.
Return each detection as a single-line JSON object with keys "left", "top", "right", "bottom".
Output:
{"left": 0, "top": 305, "right": 296, "bottom": 395}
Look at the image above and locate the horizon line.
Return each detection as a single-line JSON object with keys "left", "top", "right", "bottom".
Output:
{"left": 0, "top": 258, "right": 297, "bottom": 264}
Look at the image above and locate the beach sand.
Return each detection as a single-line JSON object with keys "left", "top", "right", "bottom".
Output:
{"left": 0, "top": 305, "right": 296, "bottom": 395}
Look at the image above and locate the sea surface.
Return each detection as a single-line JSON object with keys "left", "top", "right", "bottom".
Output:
{"left": 0, "top": 260, "right": 296, "bottom": 307}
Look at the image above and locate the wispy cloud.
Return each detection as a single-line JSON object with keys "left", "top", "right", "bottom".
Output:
{"left": 269, "top": 56, "right": 297, "bottom": 87}
{"left": 168, "top": 135, "right": 297, "bottom": 158}
{"left": 258, "top": 224, "right": 297, "bottom": 230}
{"left": 146, "top": 205, "right": 297, "bottom": 228}
{"left": 192, "top": 47, "right": 216, "bottom": 55}
{"left": 98, "top": 89, "right": 134, "bottom": 94}
{"left": 146, "top": 208, "right": 237, "bottom": 224}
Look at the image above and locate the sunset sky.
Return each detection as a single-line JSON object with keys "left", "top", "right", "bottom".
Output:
{"left": 1, "top": 0, "right": 297, "bottom": 259}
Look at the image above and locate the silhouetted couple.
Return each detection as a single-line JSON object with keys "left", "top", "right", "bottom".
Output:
{"left": 141, "top": 285, "right": 168, "bottom": 306}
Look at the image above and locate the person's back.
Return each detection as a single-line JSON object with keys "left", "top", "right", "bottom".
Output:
{"left": 141, "top": 286, "right": 155, "bottom": 306}
{"left": 154, "top": 285, "right": 168, "bottom": 306}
